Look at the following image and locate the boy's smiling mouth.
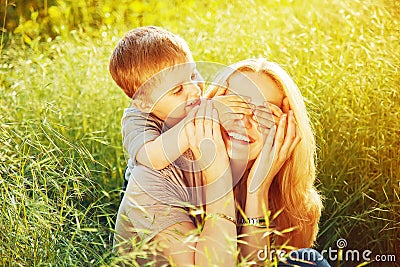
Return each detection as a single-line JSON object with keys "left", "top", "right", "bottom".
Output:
{"left": 186, "top": 98, "right": 201, "bottom": 107}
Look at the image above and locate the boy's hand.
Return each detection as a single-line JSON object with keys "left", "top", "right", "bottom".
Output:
{"left": 252, "top": 105, "right": 275, "bottom": 135}
{"left": 254, "top": 97, "right": 290, "bottom": 128}
{"left": 184, "top": 100, "right": 230, "bottom": 184}
{"left": 212, "top": 95, "right": 254, "bottom": 126}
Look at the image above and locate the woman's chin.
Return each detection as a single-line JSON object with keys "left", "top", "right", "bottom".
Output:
{"left": 226, "top": 139, "right": 251, "bottom": 160}
{"left": 226, "top": 138, "right": 262, "bottom": 161}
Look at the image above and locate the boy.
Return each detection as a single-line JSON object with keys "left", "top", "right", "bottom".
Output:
{"left": 109, "top": 26, "right": 251, "bottom": 183}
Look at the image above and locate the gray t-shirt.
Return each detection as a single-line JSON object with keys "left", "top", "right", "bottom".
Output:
{"left": 114, "top": 150, "right": 204, "bottom": 256}
{"left": 115, "top": 107, "right": 243, "bottom": 261}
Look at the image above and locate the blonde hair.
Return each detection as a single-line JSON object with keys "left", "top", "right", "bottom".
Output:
{"left": 206, "top": 58, "right": 323, "bottom": 248}
{"left": 109, "top": 26, "right": 192, "bottom": 99}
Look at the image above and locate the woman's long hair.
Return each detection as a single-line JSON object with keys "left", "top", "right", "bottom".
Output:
{"left": 205, "top": 58, "right": 323, "bottom": 248}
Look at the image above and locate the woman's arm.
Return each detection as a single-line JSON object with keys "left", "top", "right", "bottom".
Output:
{"left": 154, "top": 174, "right": 237, "bottom": 266}
{"left": 196, "top": 170, "right": 237, "bottom": 266}
{"left": 240, "top": 110, "right": 300, "bottom": 261}
{"left": 154, "top": 101, "right": 237, "bottom": 266}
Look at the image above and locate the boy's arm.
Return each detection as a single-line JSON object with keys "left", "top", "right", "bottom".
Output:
{"left": 136, "top": 118, "right": 189, "bottom": 170}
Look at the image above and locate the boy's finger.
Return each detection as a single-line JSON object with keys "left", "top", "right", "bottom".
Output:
{"left": 232, "top": 94, "right": 252, "bottom": 103}
{"left": 253, "top": 109, "right": 274, "bottom": 132}
{"left": 212, "top": 108, "right": 223, "bottom": 143}
{"left": 195, "top": 101, "right": 207, "bottom": 137}
{"left": 220, "top": 112, "right": 244, "bottom": 123}
{"left": 186, "top": 104, "right": 199, "bottom": 120}
{"left": 273, "top": 115, "right": 281, "bottom": 126}
{"left": 253, "top": 114, "right": 274, "bottom": 126}
{"left": 214, "top": 94, "right": 252, "bottom": 106}
{"left": 184, "top": 105, "right": 196, "bottom": 124}
{"left": 258, "top": 104, "right": 281, "bottom": 126}
{"left": 211, "top": 110, "right": 226, "bottom": 156}
{"left": 185, "top": 106, "right": 198, "bottom": 146}
{"left": 214, "top": 96, "right": 253, "bottom": 114}
{"left": 254, "top": 105, "right": 273, "bottom": 115}
{"left": 213, "top": 86, "right": 227, "bottom": 96}
{"left": 253, "top": 109, "right": 275, "bottom": 127}
{"left": 186, "top": 123, "right": 195, "bottom": 147}
{"left": 216, "top": 94, "right": 251, "bottom": 103}
{"left": 225, "top": 105, "right": 253, "bottom": 115}
{"left": 204, "top": 101, "right": 213, "bottom": 138}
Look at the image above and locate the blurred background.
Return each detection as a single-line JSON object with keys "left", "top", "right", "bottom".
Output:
{"left": 1, "top": 0, "right": 399, "bottom": 266}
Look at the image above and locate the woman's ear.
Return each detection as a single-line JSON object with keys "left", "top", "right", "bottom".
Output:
{"left": 132, "top": 99, "right": 152, "bottom": 112}
{"left": 282, "top": 97, "right": 290, "bottom": 113}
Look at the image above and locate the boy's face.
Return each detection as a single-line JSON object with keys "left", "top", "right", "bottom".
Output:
{"left": 147, "top": 61, "right": 202, "bottom": 125}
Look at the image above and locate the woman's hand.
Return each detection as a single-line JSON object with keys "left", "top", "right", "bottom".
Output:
{"left": 184, "top": 100, "right": 230, "bottom": 184}
{"left": 247, "top": 110, "right": 301, "bottom": 194}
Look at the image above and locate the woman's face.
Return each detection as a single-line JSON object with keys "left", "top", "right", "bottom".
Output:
{"left": 221, "top": 71, "right": 284, "bottom": 160}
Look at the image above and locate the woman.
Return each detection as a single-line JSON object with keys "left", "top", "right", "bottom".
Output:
{"left": 206, "top": 58, "right": 323, "bottom": 250}
{"left": 114, "top": 58, "right": 326, "bottom": 266}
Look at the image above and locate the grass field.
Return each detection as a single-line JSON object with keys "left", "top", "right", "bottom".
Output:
{"left": 1, "top": 0, "right": 399, "bottom": 266}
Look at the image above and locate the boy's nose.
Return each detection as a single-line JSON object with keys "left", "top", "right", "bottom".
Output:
{"left": 187, "top": 82, "right": 201, "bottom": 98}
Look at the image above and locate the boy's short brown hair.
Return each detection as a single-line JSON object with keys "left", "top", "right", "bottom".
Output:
{"left": 109, "top": 26, "right": 192, "bottom": 99}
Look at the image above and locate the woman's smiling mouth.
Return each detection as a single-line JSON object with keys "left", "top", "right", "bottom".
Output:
{"left": 227, "top": 131, "right": 254, "bottom": 143}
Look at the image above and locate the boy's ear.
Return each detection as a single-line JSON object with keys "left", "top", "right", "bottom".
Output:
{"left": 132, "top": 99, "right": 152, "bottom": 112}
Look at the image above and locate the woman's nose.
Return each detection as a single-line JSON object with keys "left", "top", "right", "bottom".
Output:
{"left": 234, "top": 114, "right": 253, "bottom": 129}
{"left": 243, "top": 115, "right": 253, "bottom": 128}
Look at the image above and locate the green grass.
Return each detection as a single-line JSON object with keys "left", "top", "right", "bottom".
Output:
{"left": 1, "top": 0, "right": 399, "bottom": 266}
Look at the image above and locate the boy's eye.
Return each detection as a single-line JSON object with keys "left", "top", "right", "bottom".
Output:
{"left": 172, "top": 85, "right": 183, "bottom": 95}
